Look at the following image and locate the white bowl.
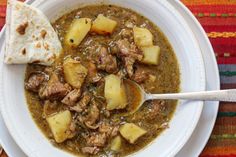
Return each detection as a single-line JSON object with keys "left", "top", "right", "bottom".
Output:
{"left": 0, "top": 0, "right": 206, "bottom": 157}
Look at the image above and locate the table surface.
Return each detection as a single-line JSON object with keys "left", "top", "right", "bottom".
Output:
{"left": 1, "top": 0, "right": 236, "bottom": 156}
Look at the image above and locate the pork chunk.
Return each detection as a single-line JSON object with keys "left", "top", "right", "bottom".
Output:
{"left": 96, "top": 47, "right": 118, "bottom": 73}
{"left": 132, "top": 65, "right": 150, "bottom": 83}
{"left": 116, "top": 39, "right": 143, "bottom": 61}
{"left": 76, "top": 99, "right": 100, "bottom": 130}
{"left": 84, "top": 100, "right": 100, "bottom": 128}
{"left": 86, "top": 133, "right": 107, "bottom": 147}
{"left": 123, "top": 57, "right": 135, "bottom": 77}
{"left": 70, "top": 92, "right": 91, "bottom": 112}
{"left": 87, "top": 62, "right": 102, "bottom": 83}
{"left": 39, "top": 73, "right": 71, "bottom": 100}
{"left": 116, "top": 39, "right": 143, "bottom": 77}
{"left": 99, "top": 122, "right": 119, "bottom": 137}
{"left": 81, "top": 147, "right": 100, "bottom": 155}
{"left": 61, "top": 89, "right": 81, "bottom": 106}
{"left": 25, "top": 73, "right": 46, "bottom": 92}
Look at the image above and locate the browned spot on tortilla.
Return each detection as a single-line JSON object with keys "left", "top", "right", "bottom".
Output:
{"left": 32, "top": 60, "right": 41, "bottom": 64}
{"left": 41, "top": 30, "right": 47, "bottom": 39}
{"left": 22, "top": 48, "right": 26, "bottom": 55}
{"left": 44, "top": 43, "right": 50, "bottom": 51}
{"left": 48, "top": 54, "right": 56, "bottom": 62}
{"left": 47, "top": 57, "right": 52, "bottom": 62}
{"left": 32, "top": 35, "right": 35, "bottom": 38}
{"left": 36, "top": 42, "right": 41, "bottom": 48}
{"left": 16, "top": 22, "right": 28, "bottom": 35}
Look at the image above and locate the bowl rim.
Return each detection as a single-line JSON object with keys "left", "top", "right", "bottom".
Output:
{"left": 0, "top": 0, "right": 206, "bottom": 157}
{"left": 171, "top": 0, "right": 220, "bottom": 156}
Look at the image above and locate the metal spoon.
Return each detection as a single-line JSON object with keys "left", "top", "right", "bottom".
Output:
{"left": 124, "top": 79, "right": 236, "bottom": 114}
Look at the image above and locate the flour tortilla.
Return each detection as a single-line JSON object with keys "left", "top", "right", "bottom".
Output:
{"left": 4, "top": 0, "right": 62, "bottom": 65}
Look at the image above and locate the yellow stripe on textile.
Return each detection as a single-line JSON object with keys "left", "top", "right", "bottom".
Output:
{"left": 182, "top": 0, "right": 236, "bottom": 5}
{"left": 207, "top": 32, "right": 236, "bottom": 38}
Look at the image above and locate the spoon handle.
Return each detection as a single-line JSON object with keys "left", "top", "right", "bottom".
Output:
{"left": 145, "top": 89, "right": 236, "bottom": 102}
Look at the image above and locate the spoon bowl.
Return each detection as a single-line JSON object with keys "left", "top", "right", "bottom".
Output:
{"left": 125, "top": 79, "right": 236, "bottom": 114}
{"left": 124, "top": 79, "right": 145, "bottom": 114}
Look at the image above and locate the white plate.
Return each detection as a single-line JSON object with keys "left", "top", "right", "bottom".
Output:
{"left": 0, "top": 0, "right": 208, "bottom": 157}
{"left": 168, "top": 1, "right": 220, "bottom": 157}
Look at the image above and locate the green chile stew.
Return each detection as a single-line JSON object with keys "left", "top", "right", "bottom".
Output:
{"left": 25, "top": 5, "right": 180, "bottom": 157}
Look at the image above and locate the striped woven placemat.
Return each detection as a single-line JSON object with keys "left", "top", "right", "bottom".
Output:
{"left": 183, "top": 1, "right": 236, "bottom": 157}
{"left": 1, "top": 0, "right": 236, "bottom": 157}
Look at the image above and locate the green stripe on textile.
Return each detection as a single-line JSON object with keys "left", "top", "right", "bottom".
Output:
{"left": 210, "top": 13, "right": 216, "bottom": 17}
{"left": 220, "top": 71, "right": 236, "bottom": 76}
{"left": 218, "top": 112, "right": 236, "bottom": 117}
{"left": 211, "top": 134, "right": 236, "bottom": 139}
{"left": 195, "top": 13, "right": 236, "bottom": 17}
{"left": 221, "top": 13, "right": 228, "bottom": 17}
{"left": 198, "top": 13, "right": 204, "bottom": 17}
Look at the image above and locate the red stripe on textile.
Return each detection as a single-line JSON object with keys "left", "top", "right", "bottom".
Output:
{"left": 0, "top": 5, "right": 6, "bottom": 17}
{"left": 186, "top": 5, "right": 236, "bottom": 13}
{"left": 182, "top": 0, "right": 236, "bottom": 5}
{"left": 217, "top": 57, "right": 236, "bottom": 64}
{"left": 208, "top": 37, "right": 236, "bottom": 59}
{"left": 217, "top": 54, "right": 236, "bottom": 58}
{"left": 210, "top": 38, "right": 236, "bottom": 46}
{"left": 216, "top": 53, "right": 236, "bottom": 58}
{"left": 201, "top": 155, "right": 236, "bottom": 157}
{"left": 207, "top": 139, "right": 236, "bottom": 148}
{"left": 0, "top": 20, "right": 5, "bottom": 31}
{"left": 198, "top": 17, "right": 236, "bottom": 26}
{"left": 221, "top": 84, "right": 236, "bottom": 89}
{"left": 0, "top": 5, "right": 6, "bottom": 12}
{"left": 215, "top": 117, "right": 236, "bottom": 125}
{"left": 213, "top": 45, "right": 236, "bottom": 56}
{"left": 203, "top": 25, "right": 236, "bottom": 33}
{"left": 0, "top": 18, "right": 5, "bottom": 30}
{"left": 201, "top": 147, "right": 236, "bottom": 156}
{"left": 219, "top": 102, "right": 236, "bottom": 112}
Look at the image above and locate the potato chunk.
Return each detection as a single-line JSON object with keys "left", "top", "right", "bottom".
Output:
{"left": 46, "top": 110, "right": 72, "bottom": 143}
{"left": 133, "top": 27, "right": 153, "bottom": 47}
{"left": 141, "top": 46, "right": 161, "bottom": 65}
{"left": 65, "top": 18, "right": 92, "bottom": 47}
{"left": 63, "top": 58, "right": 88, "bottom": 89}
{"left": 110, "top": 136, "right": 122, "bottom": 152}
{"left": 91, "top": 14, "right": 117, "bottom": 35}
{"left": 104, "top": 74, "right": 127, "bottom": 110}
{"left": 119, "top": 123, "right": 147, "bottom": 144}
